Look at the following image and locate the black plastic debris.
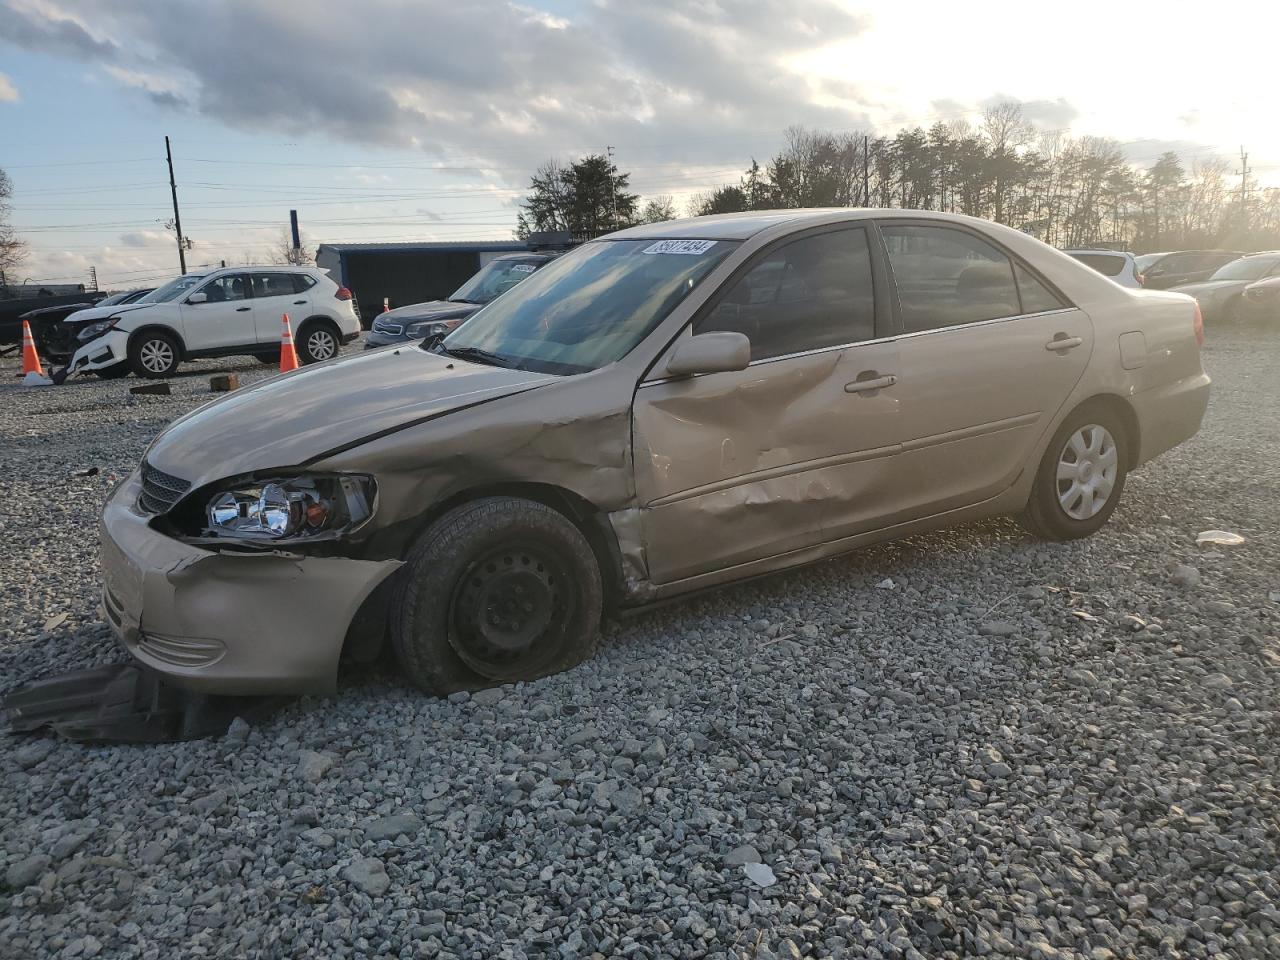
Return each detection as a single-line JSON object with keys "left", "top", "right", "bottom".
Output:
{"left": 130, "top": 382, "right": 171, "bottom": 396}
{"left": 3, "top": 664, "right": 284, "bottom": 743}
{"left": 74, "top": 466, "right": 99, "bottom": 477}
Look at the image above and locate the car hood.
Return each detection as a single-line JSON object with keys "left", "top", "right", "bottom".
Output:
{"left": 21, "top": 302, "right": 96, "bottom": 320}
{"left": 379, "top": 300, "right": 481, "bottom": 324}
{"left": 65, "top": 302, "right": 156, "bottom": 325}
{"left": 1174, "top": 280, "right": 1247, "bottom": 299}
{"left": 144, "top": 346, "right": 557, "bottom": 489}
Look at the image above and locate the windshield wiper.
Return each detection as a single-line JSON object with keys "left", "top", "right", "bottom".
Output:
{"left": 447, "top": 297, "right": 481, "bottom": 304}
{"left": 440, "top": 345, "right": 516, "bottom": 368}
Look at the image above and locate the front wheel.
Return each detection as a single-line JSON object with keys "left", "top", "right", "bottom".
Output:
{"left": 1021, "top": 404, "right": 1128, "bottom": 541}
{"left": 128, "top": 331, "right": 181, "bottom": 378}
{"left": 390, "top": 497, "right": 603, "bottom": 694}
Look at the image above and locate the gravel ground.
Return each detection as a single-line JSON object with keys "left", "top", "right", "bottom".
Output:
{"left": 1, "top": 328, "right": 1278, "bottom": 960}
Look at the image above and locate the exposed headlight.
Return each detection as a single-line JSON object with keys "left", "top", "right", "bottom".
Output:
{"left": 201, "top": 474, "right": 375, "bottom": 542}
{"left": 406, "top": 319, "right": 460, "bottom": 338}
{"left": 78, "top": 317, "right": 121, "bottom": 341}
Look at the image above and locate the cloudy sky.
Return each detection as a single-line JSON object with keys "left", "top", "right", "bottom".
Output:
{"left": 2, "top": 0, "right": 1278, "bottom": 288}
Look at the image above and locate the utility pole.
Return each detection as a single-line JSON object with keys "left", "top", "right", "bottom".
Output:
{"left": 1236, "top": 146, "right": 1252, "bottom": 231}
{"left": 289, "top": 209, "right": 301, "bottom": 263}
{"left": 863, "top": 135, "right": 871, "bottom": 207}
{"left": 88, "top": 266, "right": 98, "bottom": 291}
{"left": 606, "top": 145, "right": 618, "bottom": 232}
{"left": 165, "top": 135, "right": 187, "bottom": 274}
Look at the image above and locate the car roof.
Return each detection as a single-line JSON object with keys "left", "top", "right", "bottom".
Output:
{"left": 491, "top": 252, "right": 553, "bottom": 262}
{"left": 608, "top": 207, "right": 1050, "bottom": 242}
{"left": 1065, "top": 249, "right": 1130, "bottom": 256}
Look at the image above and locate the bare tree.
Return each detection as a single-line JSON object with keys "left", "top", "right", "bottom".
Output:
{"left": 271, "top": 228, "right": 313, "bottom": 266}
{"left": 0, "top": 168, "right": 26, "bottom": 280}
{"left": 639, "top": 195, "right": 677, "bottom": 223}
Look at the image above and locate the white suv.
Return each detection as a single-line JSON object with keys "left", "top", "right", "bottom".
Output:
{"left": 68, "top": 266, "right": 361, "bottom": 379}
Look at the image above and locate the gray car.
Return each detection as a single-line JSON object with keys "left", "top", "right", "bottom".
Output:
{"left": 96, "top": 209, "right": 1209, "bottom": 696}
{"left": 1175, "top": 251, "right": 1280, "bottom": 322}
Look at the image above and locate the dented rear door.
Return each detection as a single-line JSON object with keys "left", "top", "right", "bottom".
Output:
{"left": 631, "top": 224, "right": 903, "bottom": 585}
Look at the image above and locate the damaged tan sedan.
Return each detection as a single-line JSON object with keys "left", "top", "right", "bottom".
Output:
{"left": 100, "top": 210, "right": 1209, "bottom": 696}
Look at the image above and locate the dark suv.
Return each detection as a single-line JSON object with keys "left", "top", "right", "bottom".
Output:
{"left": 1134, "top": 250, "right": 1243, "bottom": 290}
{"left": 365, "top": 253, "right": 556, "bottom": 349}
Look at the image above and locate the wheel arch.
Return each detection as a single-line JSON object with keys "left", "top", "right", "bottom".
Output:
{"left": 386, "top": 481, "right": 625, "bottom": 613}
{"left": 1070, "top": 393, "right": 1142, "bottom": 470}
{"left": 127, "top": 324, "right": 187, "bottom": 360}
{"left": 296, "top": 314, "right": 340, "bottom": 335}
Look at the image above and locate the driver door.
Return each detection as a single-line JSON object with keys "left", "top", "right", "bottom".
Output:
{"left": 179, "top": 273, "right": 255, "bottom": 351}
{"left": 631, "top": 225, "right": 902, "bottom": 584}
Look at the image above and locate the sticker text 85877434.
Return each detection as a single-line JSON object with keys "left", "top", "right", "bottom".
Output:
{"left": 642, "top": 239, "right": 717, "bottom": 256}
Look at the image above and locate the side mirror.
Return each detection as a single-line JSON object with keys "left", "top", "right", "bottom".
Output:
{"left": 187, "top": 291, "right": 208, "bottom": 304}
{"left": 665, "top": 331, "right": 751, "bottom": 378}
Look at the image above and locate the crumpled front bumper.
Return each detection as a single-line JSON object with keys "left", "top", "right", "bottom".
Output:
{"left": 100, "top": 471, "right": 402, "bottom": 695}
{"left": 69, "top": 330, "right": 129, "bottom": 373}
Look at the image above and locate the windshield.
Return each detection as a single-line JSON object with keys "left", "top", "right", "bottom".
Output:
{"left": 450, "top": 258, "right": 545, "bottom": 304}
{"left": 1133, "top": 254, "right": 1162, "bottom": 272}
{"left": 440, "top": 238, "right": 739, "bottom": 375}
{"left": 1210, "top": 257, "right": 1279, "bottom": 282}
{"left": 96, "top": 292, "right": 129, "bottom": 306}
{"left": 139, "top": 274, "right": 206, "bottom": 303}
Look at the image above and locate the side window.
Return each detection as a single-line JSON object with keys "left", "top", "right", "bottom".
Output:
{"left": 882, "top": 225, "right": 1021, "bottom": 333}
{"left": 251, "top": 273, "right": 300, "bottom": 299}
{"left": 291, "top": 273, "right": 317, "bottom": 295}
{"left": 1014, "top": 263, "right": 1067, "bottom": 314}
{"left": 196, "top": 275, "right": 248, "bottom": 303}
{"left": 694, "top": 227, "right": 875, "bottom": 361}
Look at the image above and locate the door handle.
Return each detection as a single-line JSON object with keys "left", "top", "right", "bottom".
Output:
{"left": 1045, "top": 334, "right": 1083, "bottom": 351}
{"left": 845, "top": 374, "right": 897, "bottom": 393}
{"left": 293, "top": 300, "right": 306, "bottom": 305}
{"left": 235, "top": 306, "right": 251, "bottom": 312}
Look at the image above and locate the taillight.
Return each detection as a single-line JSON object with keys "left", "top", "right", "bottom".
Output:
{"left": 334, "top": 287, "right": 353, "bottom": 301}
{"left": 1136, "top": 273, "right": 1146, "bottom": 287}
{"left": 1193, "top": 302, "right": 1204, "bottom": 348}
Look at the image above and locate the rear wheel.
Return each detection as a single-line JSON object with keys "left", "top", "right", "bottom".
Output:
{"left": 391, "top": 497, "right": 603, "bottom": 694}
{"left": 1021, "top": 403, "right": 1128, "bottom": 541}
{"left": 128, "top": 330, "right": 180, "bottom": 378}
{"left": 297, "top": 320, "right": 340, "bottom": 365}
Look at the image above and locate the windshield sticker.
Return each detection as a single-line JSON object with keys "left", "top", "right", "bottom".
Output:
{"left": 510, "top": 264, "right": 537, "bottom": 274}
{"left": 642, "top": 239, "right": 717, "bottom": 256}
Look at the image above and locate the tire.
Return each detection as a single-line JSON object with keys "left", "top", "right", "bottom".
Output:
{"left": 1021, "top": 402, "right": 1128, "bottom": 541}
{"left": 390, "top": 497, "right": 603, "bottom": 694}
{"left": 296, "top": 320, "right": 340, "bottom": 365}
{"left": 128, "top": 330, "right": 181, "bottom": 378}
{"left": 94, "top": 363, "right": 131, "bottom": 379}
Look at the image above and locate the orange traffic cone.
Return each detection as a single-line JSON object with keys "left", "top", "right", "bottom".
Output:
{"left": 21, "top": 320, "right": 44, "bottom": 377}
{"left": 279, "top": 314, "right": 300, "bottom": 372}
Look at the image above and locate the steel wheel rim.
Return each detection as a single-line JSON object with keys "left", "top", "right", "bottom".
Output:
{"left": 1056, "top": 423, "right": 1118, "bottom": 520}
{"left": 448, "top": 542, "right": 572, "bottom": 680}
{"left": 307, "top": 329, "right": 336, "bottom": 360}
{"left": 140, "top": 340, "right": 173, "bottom": 373}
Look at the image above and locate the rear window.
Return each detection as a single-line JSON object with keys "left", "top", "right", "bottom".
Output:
{"left": 1069, "top": 253, "right": 1126, "bottom": 277}
{"left": 292, "top": 274, "right": 317, "bottom": 294}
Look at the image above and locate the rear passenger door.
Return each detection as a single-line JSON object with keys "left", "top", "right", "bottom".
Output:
{"left": 632, "top": 224, "right": 902, "bottom": 584}
{"left": 250, "top": 272, "right": 311, "bottom": 343}
{"left": 881, "top": 221, "right": 1092, "bottom": 519}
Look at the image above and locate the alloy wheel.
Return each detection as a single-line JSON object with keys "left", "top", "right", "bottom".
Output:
{"left": 307, "top": 329, "right": 336, "bottom": 361}
{"left": 140, "top": 339, "right": 174, "bottom": 374}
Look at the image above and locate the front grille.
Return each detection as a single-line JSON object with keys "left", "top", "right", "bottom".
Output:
{"left": 138, "top": 460, "right": 191, "bottom": 515}
{"left": 373, "top": 318, "right": 403, "bottom": 335}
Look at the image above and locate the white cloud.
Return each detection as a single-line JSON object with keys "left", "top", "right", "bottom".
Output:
{"left": 0, "top": 72, "right": 17, "bottom": 101}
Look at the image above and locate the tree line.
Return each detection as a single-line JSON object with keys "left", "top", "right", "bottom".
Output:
{"left": 519, "top": 105, "right": 1280, "bottom": 253}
